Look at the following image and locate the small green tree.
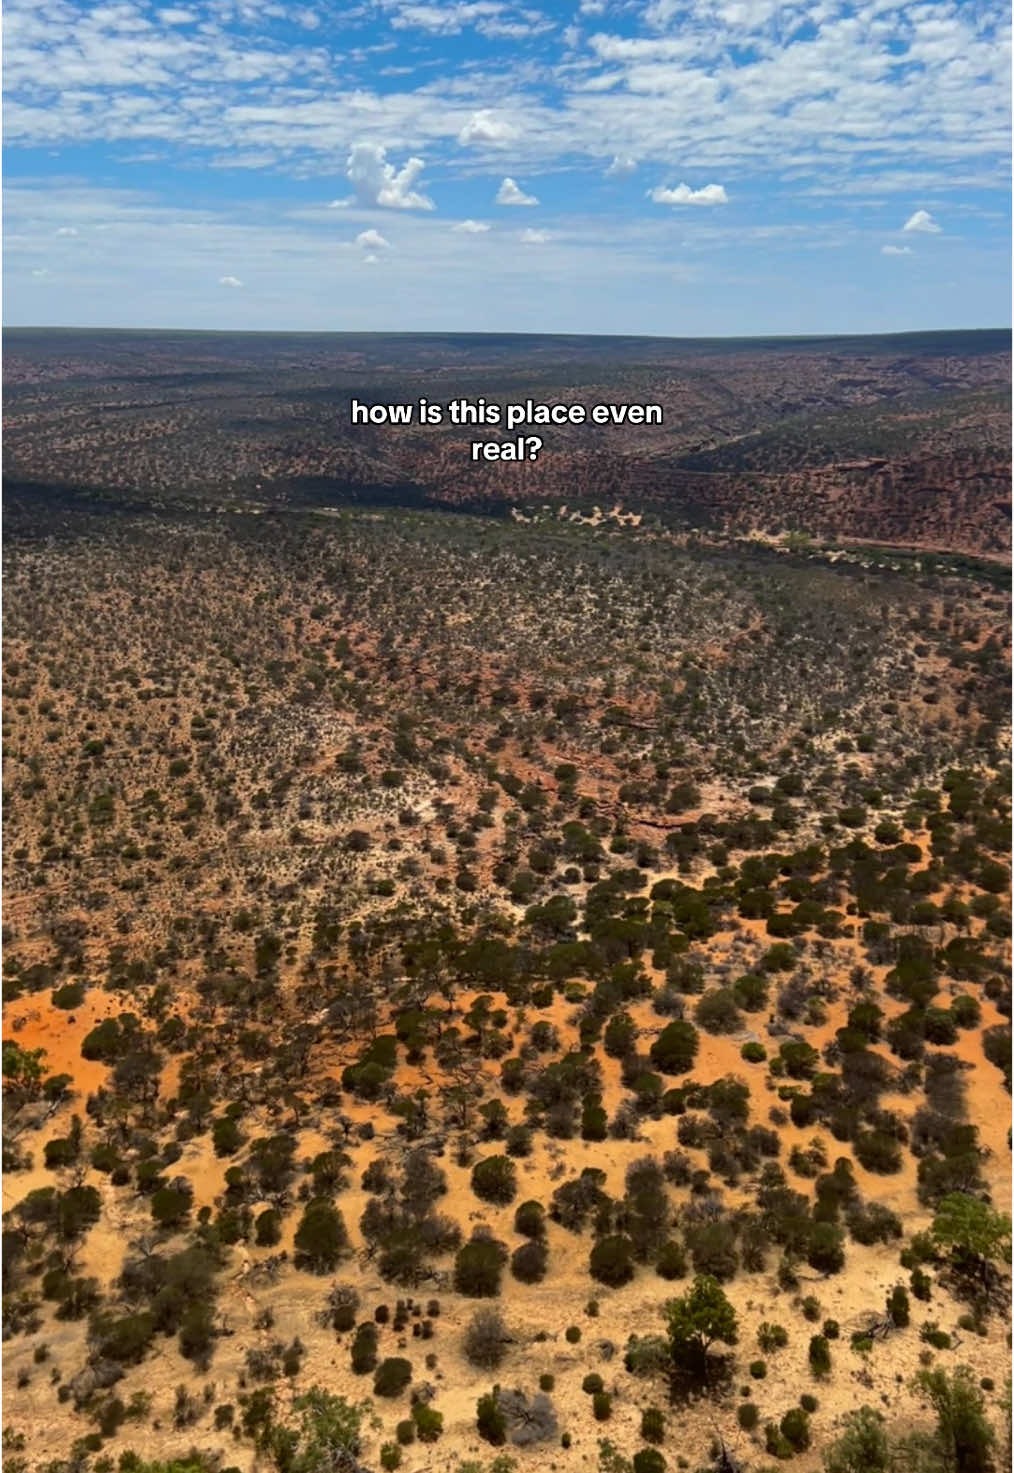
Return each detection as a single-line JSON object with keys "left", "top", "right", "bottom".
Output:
{"left": 823, "top": 1407, "right": 890, "bottom": 1473}
{"left": 294, "top": 1199, "right": 349, "bottom": 1273}
{"left": 274, "top": 1386, "right": 364, "bottom": 1472}
{"left": 914, "top": 1366, "right": 996, "bottom": 1473}
{"left": 664, "top": 1274, "right": 737, "bottom": 1379}
{"left": 931, "top": 1195, "right": 1012, "bottom": 1283}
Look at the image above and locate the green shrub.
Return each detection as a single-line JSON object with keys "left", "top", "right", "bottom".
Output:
{"left": 589, "top": 1234, "right": 635, "bottom": 1287}
{"left": 738, "top": 1403, "right": 759, "bottom": 1431}
{"left": 757, "top": 1322, "right": 788, "bottom": 1352}
{"left": 641, "top": 1406, "right": 666, "bottom": 1443}
{"left": 294, "top": 1199, "right": 349, "bottom": 1272}
{"left": 592, "top": 1391, "right": 612, "bottom": 1421}
{"left": 254, "top": 1209, "right": 281, "bottom": 1247}
{"left": 350, "top": 1322, "right": 378, "bottom": 1374}
{"left": 477, "top": 1392, "right": 507, "bottom": 1445}
{"left": 808, "top": 1335, "right": 831, "bottom": 1378}
{"left": 454, "top": 1238, "right": 507, "bottom": 1297}
{"left": 373, "top": 1357, "right": 413, "bottom": 1397}
{"left": 514, "top": 1200, "right": 545, "bottom": 1238}
{"left": 888, "top": 1285, "right": 910, "bottom": 1328}
{"left": 780, "top": 1407, "right": 810, "bottom": 1451}
{"left": 411, "top": 1403, "right": 443, "bottom": 1442}
{"left": 633, "top": 1451, "right": 667, "bottom": 1473}
{"left": 471, "top": 1156, "right": 518, "bottom": 1206}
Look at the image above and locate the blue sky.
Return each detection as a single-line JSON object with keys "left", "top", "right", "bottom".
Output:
{"left": 4, "top": 0, "right": 1010, "bottom": 334}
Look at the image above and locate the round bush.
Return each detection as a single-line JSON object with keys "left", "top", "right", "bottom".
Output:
{"left": 592, "top": 1392, "right": 612, "bottom": 1421}
{"left": 454, "top": 1238, "right": 507, "bottom": 1298}
{"left": 589, "top": 1234, "right": 635, "bottom": 1287}
{"left": 374, "top": 1357, "right": 413, "bottom": 1397}
{"left": 695, "top": 988, "right": 743, "bottom": 1035}
{"left": 641, "top": 1406, "right": 666, "bottom": 1444}
{"left": 633, "top": 1451, "right": 667, "bottom": 1473}
{"left": 511, "top": 1239, "right": 548, "bottom": 1284}
{"left": 780, "top": 1407, "right": 810, "bottom": 1451}
{"left": 738, "top": 1403, "right": 759, "bottom": 1432}
{"left": 650, "top": 1019, "right": 699, "bottom": 1076}
{"left": 514, "top": 1199, "right": 546, "bottom": 1238}
{"left": 471, "top": 1155, "right": 518, "bottom": 1206}
{"left": 656, "top": 1238, "right": 688, "bottom": 1280}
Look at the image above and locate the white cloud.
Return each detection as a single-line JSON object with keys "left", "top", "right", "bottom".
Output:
{"left": 55, "top": 226, "right": 79, "bottom": 236}
{"left": 218, "top": 274, "right": 243, "bottom": 286}
{"left": 605, "top": 154, "right": 636, "bottom": 177}
{"left": 457, "top": 109, "right": 518, "bottom": 146}
{"left": 496, "top": 176, "right": 538, "bottom": 205}
{"left": 881, "top": 244, "right": 913, "bottom": 255}
{"left": 158, "top": 8, "right": 196, "bottom": 23}
{"left": 903, "top": 209, "right": 941, "bottom": 233}
{"left": 649, "top": 182, "right": 728, "bottom": 206}
{"left": 520, "top": 228, "right": 548, "bottom": 243}
{"left": 392, "top": 2, "right": 502, "bottom": 34}
{"left": 452, "top": 218, "right": 490, "bottom": 232}
{"left": 346, "top": 142, "right": 434, "bottom": 211}
{"left": 355, "top": 228, "right": 390, "bottom": 249}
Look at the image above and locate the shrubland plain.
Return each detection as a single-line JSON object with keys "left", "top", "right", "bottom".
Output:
{"left": 2, "top": 330, "right": 1011, "bottom": 1473}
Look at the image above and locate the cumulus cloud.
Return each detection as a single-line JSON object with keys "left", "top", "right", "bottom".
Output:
{"left": 346, "top": 143, "right": 434, "bottom": 210}
{"left": 903, "top": 209, "right": 940, "bottom": 233}
{"left": 881, "top": 244, "right": 913, "bottom": 255}
{"left": 218, "top": 274, "right": 243, "bottom": 286}
{"left": 355, "top": 228, "right": 390, "bottom": 249}
{"left": 458, "top": 109, "right": 518, "bottom": 145}
{"left": 649, "top": 181, "right": 728, "bottom": 206}
{"left": 496, "top": 176, "right": 538, "bottom": 205}
{"left": 605, "top": 154, "right": 637, "bottom": 176}
{"left": 520, "top": 228, "right": 548, "bottom": 243}
{"left": 452, "top": 218, "right": 490, "bottom": 232}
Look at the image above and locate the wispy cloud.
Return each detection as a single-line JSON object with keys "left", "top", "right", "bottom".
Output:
{"left": 881, "top": 244, "right": 912, "bottom": 256}
{"left": 219, "top": 274, "right": 243, "bottom": 286}
{"left": 452, "top": 218, "right": 490, "bottom": 232}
